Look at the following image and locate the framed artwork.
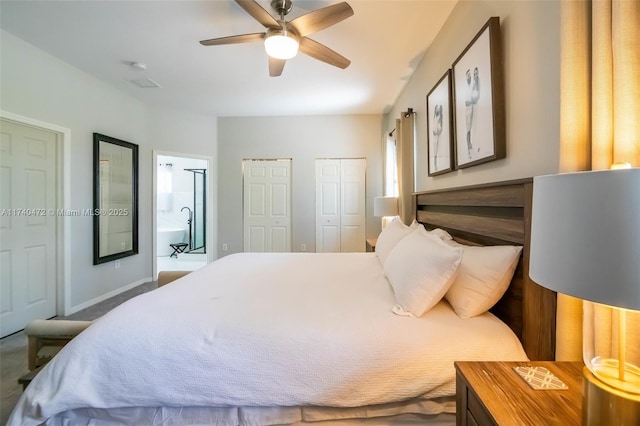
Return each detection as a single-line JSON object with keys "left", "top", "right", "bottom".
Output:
{"left": 426, "top": 70, "right": 454, "bottom": 176}
{"left": 452, "top": 16, "right": 505, "bottom": 169}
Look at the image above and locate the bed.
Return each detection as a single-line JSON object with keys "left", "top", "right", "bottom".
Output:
{"left": 8, "top": 179, "right": 556, "bottom": 426}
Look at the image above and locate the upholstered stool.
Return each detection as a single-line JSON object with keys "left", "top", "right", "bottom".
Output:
{"left": 24, "top": 319, "right": 93, "bottom": 371}
{"left": 157, "top": 270, "right": 191, "bottom": 287}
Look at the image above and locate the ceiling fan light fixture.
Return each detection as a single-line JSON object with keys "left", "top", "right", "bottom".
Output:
{"left": 200, "top": 0, "right": 354, "bottom": 75}
{"left": 264, "top": 29, "right": 299, "bottom": 60}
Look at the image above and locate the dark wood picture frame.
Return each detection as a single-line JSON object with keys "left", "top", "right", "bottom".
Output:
{"left": 426, "top": 70, "right": 454, "bottom": 176}
{"left": 452, "top": 16, "right": 505, "bottom": 169}
{"left": 93, "top": 133, "right": 139, "bottom": 265}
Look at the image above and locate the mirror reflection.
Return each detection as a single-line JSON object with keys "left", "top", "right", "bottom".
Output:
{"left": 93, "top": 133, "right": 138, "bottom": 264}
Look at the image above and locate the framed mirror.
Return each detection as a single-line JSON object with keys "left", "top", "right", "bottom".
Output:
{"left": 93, "top": 133, "right": 138, "bottom": 265}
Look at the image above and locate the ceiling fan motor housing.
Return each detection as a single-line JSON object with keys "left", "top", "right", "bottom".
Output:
{"left": 271, "top": 0, "right": 293, "bottom": 17}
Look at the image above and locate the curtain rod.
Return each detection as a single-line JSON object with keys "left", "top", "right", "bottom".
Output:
{"left": 389, "top": 108, "right": 414, "bottom": 136}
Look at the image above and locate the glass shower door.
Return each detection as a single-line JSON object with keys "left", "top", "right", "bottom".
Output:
{"left": 184, "top": 168, "right": 206, "bottom": 253}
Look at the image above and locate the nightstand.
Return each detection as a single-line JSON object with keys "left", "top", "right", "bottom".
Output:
{"left": 455, "top": 361, "right": 583, "bottom": 426}
{"left": 366, "top": 237, "right": 377, "bottom": 252}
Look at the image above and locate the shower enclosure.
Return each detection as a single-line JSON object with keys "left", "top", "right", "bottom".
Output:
{"left": 184, "top": 168, "right": 206, "bottom": 254}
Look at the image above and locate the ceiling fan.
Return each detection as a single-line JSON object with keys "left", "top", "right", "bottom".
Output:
{"left": 200, "top": 0, "right": 354, "bottom": 77}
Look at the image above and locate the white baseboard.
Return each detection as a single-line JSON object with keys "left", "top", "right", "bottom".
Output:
{"left": 66, "top": 277, "right": 152, "bottom": 315}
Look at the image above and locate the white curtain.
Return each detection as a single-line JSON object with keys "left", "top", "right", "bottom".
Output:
{"left": 384, "top": 133, "right": 399, "bottom": 197}
{"left": 556, "top": 0, "right": 639, "bottom": 361}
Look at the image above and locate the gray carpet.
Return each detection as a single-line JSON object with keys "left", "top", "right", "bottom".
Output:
{"left": 0, "top": 281, "right": 157, "bottom": 425}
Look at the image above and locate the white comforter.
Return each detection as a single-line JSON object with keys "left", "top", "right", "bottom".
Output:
{"left": 9, "top": 253, "right": 527, "bottom": 425}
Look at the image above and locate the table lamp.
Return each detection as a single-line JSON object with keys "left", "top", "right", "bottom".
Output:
{"left": 373, "top": 196, "right": 398, "bottom": 229}
{"left": 530, "top": 168, "right": 640, "bottom": 425}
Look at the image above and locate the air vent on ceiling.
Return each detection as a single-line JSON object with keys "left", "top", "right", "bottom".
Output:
{"left": 129, "top": 78, "right": 161, "bottom": 88}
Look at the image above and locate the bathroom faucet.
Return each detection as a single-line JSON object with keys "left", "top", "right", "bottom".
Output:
{"left": 181, "top": 206, "right": 193, "bottom": 250}
{"left": 181, "top": 206, "right": 192, "bottom": 225}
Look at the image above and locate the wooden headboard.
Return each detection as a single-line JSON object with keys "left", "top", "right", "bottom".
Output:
{"left": 414, "top": 178, "right": 556, "bottom": 360}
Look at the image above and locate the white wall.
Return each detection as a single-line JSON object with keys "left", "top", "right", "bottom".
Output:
{"left": 385, "top": 0, "right": 561, "bottom": 191}
{"left": 147, "top": 107, "right": 218, "bottom": 260}
{"left": 0, "top": 30, "right": 217, "bottom": 312}
{"left": 217, "top": 115, "right": 384, "bottom": 255}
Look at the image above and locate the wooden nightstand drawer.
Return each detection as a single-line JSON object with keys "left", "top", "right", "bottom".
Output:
{"left": 466, "top": 386, "right": 495, "bottom": 426}
{"left": 466, "top": 410, "right": 479, "bottom": 426}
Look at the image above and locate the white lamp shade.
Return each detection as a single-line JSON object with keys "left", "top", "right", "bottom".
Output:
{"left": 529, "top": 168, "right": 640, "bottom": 311}
{"left": 374, "top": 197, "right": 398, "bottom": 217}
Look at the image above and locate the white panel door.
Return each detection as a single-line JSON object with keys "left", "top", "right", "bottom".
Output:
{"left": 315, "top": 160, "right": 341, "bottom": 252}
{"left": 340, "top": 159, "right": 366, "bottom": 252}
{"left": 243, "top": 159, "right": 291, "bottom": 252}
{"left": 315, "top": 159, "right": 366, "bottom": 253}
{"left": 0, "top": 119, "right": 58, "bottom": 337}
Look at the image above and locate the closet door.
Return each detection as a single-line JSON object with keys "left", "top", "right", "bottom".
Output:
{"left": 339, "top": 159, "right": 366, "bottom": 252}
{"left": 243, "top": 159, "right": 291, "bottom": 252}
{"left": 315, "top": 159, "right": 366, "bottom": 252}
{"left": 0, "top": 119, "right": 58, "bottom": 337}
{"left": 315, "top": 160, "right": 341, "bottom": 252}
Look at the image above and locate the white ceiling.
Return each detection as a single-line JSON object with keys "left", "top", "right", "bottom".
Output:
{"left": 1, "top": 0, "right": 457, "bottom": 117}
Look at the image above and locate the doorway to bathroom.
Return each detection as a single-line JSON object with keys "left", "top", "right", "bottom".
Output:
{"left": 153, "top": 152, "right": 212, "bottom": 279}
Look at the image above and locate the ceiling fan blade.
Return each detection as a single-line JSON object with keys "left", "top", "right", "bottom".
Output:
{"left": 235, "top": 0, "right": 280, "bottom": 29}
{"left": 299, "top": 37, "right": 350, "bottom": 69}
{"left": 269, "top": 57, "right": 286, "bottom": 77}
{"left": 200, "top": 33, "right": 265, "bottom": 46}
{"left": 289, "top": 2, "right": 353, "bottom": 37}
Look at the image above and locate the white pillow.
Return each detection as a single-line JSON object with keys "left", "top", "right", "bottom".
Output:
{"left": 429, "top": 228, "right": 453, "bottom": 241}
{"left": 375, "top": 217, "right": 413, "bottom": 265}
{"left": 409, "top": 220, "right": 421, "bottom": 230}
{"left": 384, "top": 227, "right": 463, "bottom": 317}
{"left": 445, "top": 244, "right": 523, "bottom": 319}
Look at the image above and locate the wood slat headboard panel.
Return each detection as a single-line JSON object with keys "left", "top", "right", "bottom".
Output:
{"left": 414, "top": 178, "right": 556, "bottom": 360}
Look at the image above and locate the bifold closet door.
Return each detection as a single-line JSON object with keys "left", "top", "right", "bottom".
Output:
{"left": 315, "top": 158, "right": 366, "bottom": 253}
{"left": 242, "top": 159, "right": 291, "bottom": 252}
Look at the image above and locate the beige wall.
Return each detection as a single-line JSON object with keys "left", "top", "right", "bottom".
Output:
{"left": 385, "top": 0, "right": 561, "bottom": 192}
{"left": 217, "top": 115, "right": 384, "bottom": 255}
